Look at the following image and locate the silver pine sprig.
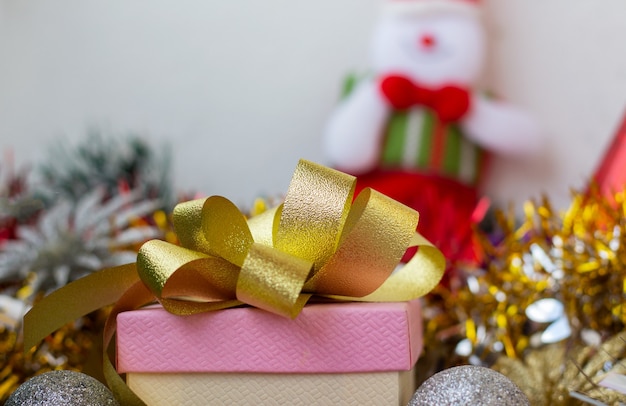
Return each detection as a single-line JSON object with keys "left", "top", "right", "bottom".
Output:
{"left": 0, "top": 187, "right": 162, "bottom": 295}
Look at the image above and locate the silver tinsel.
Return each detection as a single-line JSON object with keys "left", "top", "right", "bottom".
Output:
{"left": 0, "top": 187, "right": 161, "bottom": 295}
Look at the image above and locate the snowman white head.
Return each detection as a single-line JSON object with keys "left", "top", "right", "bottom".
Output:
{"left": 324, "top": 0, "right": 540, "bottom": 175}
{"left": 371, "top": 0, "right": 485, "bottom": 87}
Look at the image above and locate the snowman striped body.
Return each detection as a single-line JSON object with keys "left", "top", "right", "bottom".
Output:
{"left": 340, "top": 74, "right": 487, "bottom": 186}
{"left": 381, "top": 108, "right": 487, "bottom": 185}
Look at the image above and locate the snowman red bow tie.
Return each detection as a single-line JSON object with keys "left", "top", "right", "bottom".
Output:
{"left": 379, "top": 75, "right": 471, "bottom": 123}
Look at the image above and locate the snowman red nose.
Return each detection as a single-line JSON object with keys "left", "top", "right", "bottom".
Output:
{"left": 419, "top": 33, "right": 436, "bottom": 49}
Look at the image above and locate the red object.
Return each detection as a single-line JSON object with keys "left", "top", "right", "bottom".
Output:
{"left": 419, "top": 33, "right": 436, "bottom": 49}
{"left": 593, "top": 110, "right": 626, "bottom": 196}
{"left": 355, "top": 169, "right": 484, "bottom": 267}
{"left": 379, "top": 75, "right": 471, "bottom": 123}
{"left": 0, "top": 218, "right": 17, "bottom": 242}
{"left": 429, "top": 121, "right": 447, "bottom": 170}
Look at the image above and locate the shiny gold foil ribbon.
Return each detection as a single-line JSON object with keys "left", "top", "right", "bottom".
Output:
{"left": 23, "top": 159, "right": 445, "bottom": 405}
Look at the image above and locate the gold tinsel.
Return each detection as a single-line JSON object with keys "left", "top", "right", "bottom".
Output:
{"left": 0, "top": 207, "right": 179, "bottom": 403}
{"left": 0, "top": 301, "right": 110, "bottom": 403}
{"left": 421, "top": 185, "right": 626, "bottom": 404}
{"left": 471, "top": 188, "right": 624, "bottom": 357}
{"left": 493, "top": 332, "right": 626, "bottom": 405}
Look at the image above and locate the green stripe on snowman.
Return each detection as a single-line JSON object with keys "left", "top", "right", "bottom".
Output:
{"left": 324, "top": 0, "right": 541, "bottom": 189}
{"left": 382, "top": 109, "right": 485, "bottom": 185}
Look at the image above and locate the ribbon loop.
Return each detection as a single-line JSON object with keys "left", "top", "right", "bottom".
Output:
{"left": 305, "top": 187, "right": 419, "bottom": 296}
{"left": 237, "top": 243, "right": 313, "bottom": 318}
{"left": 358, "top": 232, "right": 446, "bottom": 301}
{"left": 160, "top": 256, "right": 240, "bottom": 302}
{"left": 202, "top": 195, "right": 254, "bottom": 267}
{"left": 276, "top": 160, "right": 355, "bottom": 271}
{"left": 136, "top": 240, "right": 210, "bottom": 297}
{"left": 172, "top": 199, "right": 210, "bottom": 253}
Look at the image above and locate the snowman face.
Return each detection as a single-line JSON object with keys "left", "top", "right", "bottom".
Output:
{"left": 370, "top": 12, "right": 486, "bottom": 86}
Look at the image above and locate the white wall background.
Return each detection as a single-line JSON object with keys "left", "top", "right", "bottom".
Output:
{"left": 0, "top": 0, "right": 625, "bottom": 212}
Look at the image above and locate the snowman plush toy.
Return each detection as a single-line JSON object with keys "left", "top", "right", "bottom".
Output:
{"left": 324, "top": 0, "right": 541, "bottom": 265}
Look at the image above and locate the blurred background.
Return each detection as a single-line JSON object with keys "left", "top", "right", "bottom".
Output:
{"left": 0, "top": 0, "right": 625, "bottom": 210}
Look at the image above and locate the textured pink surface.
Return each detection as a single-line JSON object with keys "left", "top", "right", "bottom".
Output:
{"left": 116, "top": 300, "right": 422, "bottom": 374}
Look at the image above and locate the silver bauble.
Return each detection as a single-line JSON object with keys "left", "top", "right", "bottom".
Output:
{"left": 409, "top": 365, "right": 529, "bottom": 405}
{"left": 6, "top": 370, "right": 119, "bottom": 406}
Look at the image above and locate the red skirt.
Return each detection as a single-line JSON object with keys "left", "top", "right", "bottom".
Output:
{"left": 354, "top": 169, "right": 484, "bottom": 267}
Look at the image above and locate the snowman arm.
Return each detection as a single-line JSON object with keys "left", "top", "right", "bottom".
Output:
{"left": 323, "top": 80, "right": 390, "bottom": 174}
{"left": 461, "top": 94, "right": 542, "bottom": 156}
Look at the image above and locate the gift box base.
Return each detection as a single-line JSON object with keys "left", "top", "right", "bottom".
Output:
{"left": 127, "top": 367, "right": 416, "bottom": 406}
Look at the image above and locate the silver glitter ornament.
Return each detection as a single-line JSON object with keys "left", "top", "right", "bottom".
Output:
{"left": 408, "top": 365, "right": 529, "bottom": 405}
{"left": 6, "top": 370, "right": 119, "bottom": 406}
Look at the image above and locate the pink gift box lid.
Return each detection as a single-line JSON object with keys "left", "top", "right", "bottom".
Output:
{"left": 116, "top": 300, "right": 422, "bottom": 374}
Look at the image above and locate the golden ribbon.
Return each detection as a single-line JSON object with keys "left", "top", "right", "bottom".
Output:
{"left": 23, "top": 159, "right": 445, "bottom": 405}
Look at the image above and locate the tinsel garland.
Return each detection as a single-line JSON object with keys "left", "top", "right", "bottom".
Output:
{"left": 0, "top": 135, "right": 181, "bottom": 402}
{"left": 494, "top": 333, "right": 626, "bottom": 405}
{"left": 420, "top": 185, "right": 626, "bottom": 404}
{"left": 2, "top": 133, "right": 626, "bottom": 404}
{"left": 0, "top": 302, "right": 110, "bottom": 400}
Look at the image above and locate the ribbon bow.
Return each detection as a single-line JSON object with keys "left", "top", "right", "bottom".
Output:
{"left": 139, "top": 159, "right": 444, "bottom": 318}
{"left": 380, "top": 74, "right": 471, "bottom": 123}
{"left": 23, "top": 159, "right": 445, "bottom": 405}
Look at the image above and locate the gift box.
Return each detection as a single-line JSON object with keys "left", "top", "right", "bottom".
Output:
{"left": 116, "top": 299, "right": 422, "bottom": 405}
{"left": 24, "top": 159, "right": 444, "bottom": 405}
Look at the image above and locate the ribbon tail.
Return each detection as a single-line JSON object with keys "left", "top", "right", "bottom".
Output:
{"left": 103, "top": 281, "right": 156, "bottom": 406}
{"left": 23, "top": 263, "right": 141, "bottom": 353}
{"left": 103, "top": 352, "right": 146, "bottom": 406}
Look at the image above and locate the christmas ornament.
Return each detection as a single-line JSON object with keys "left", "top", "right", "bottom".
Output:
{"left": 5, "top": 370, "right": 119, "bottom": 405}
{"left": 408, "top": 365, "right": 529, "bottom": 405}
{"left": 323, "top": 0, "right": 540, "bottom": 265}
